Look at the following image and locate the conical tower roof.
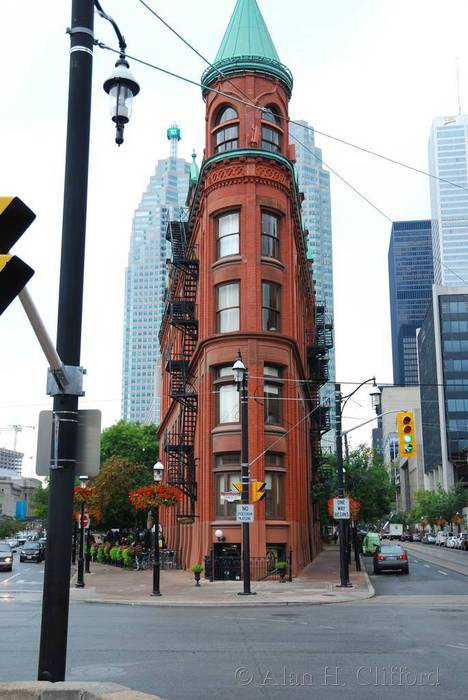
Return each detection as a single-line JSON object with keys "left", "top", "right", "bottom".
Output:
{"left": 202, "top": 0, "right": 293, "bottom": 97}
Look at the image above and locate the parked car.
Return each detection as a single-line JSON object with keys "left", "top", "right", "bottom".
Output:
{"left": 412, "top": 532, "right": 422, "bottom": 542}
{"left": 435, "top": 531, "right": 448, "bottom": 546}
{"left": 0, "top": 543, "right": 13, "bottom": 572}
{"left": 400, "top": 531, "right": 413, "bottom": 542}
{"left": 373, "top": 543, "right": 409, "bottom": 575}
{"left": 454, "top": 533, "right": 468, "bottom": 550}
{"left": 7, "top": 539, "right": 18, "bottom": 552}
{"left": 19, "top": 542, "right": 45, "bottom": 563}
{"left": 446, "top": 534, "right": 458, "bottom": 548}
{"left": 422, "top": 532, "right": 436, "bottom": 544}
{"left": 362, "top": 532, "right": 381, "bottom": 556}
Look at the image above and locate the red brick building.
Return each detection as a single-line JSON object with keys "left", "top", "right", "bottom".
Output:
{"left": 158, "top": 0, "right": 330, "bottom": 576}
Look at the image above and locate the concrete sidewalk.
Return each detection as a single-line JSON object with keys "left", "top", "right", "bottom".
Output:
{"left": 70, "top": 545, "right": 374, "bottom": 607}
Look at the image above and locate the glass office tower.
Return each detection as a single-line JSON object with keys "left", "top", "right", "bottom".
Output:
{"left": 428, "top": 115, "right": 468, "bottom": 286}
{"left": 418, "top": 285, "right": 468, "bottom": 488}
{"left": 289, "top": 120, "right": 336, "bottom": 451}
{"left": 388, "top": 220, "right": 434, "bottom": 385}
{"left": 121, "top": 126, "right": 190, "bottom": 424}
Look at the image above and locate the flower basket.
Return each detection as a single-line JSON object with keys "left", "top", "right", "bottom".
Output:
{"left": 191, "top": 563, "right": 203, "bottom": 586}
{"left": 129, "top": 483, "right": 182, "bottom": 510}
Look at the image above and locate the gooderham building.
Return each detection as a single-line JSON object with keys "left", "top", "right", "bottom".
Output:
{"left": 158, "top": 0, "right": 332, "bottom": 578}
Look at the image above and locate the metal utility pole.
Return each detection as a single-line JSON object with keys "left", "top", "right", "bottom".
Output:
{"left": 335, "top": 383, "right": 351, "bottom": 588}
{"left": 37, "top": 0, "right": 94, "bottom": 682}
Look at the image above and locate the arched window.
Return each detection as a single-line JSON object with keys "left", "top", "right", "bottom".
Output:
{"left": 216, "top": 105, "right": 238, "bottom": 125}
{"left": 213, "top": 105, "right": 239, "bottom": 154}
{"left": 262, "top": 105, "right": 281, "bottom": 125}
{"left": 261, "top": 105, "right": 282, "bottom": 153}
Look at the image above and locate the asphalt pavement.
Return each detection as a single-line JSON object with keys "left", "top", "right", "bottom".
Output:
{"left": 2, "top": 547, "right": 468, "bottom": 699}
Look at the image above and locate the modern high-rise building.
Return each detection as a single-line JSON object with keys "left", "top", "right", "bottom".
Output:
{"left": 428, "top": 115, "right": 468, "bottom": 287}
{"left": 388, "top": 220, "right": 434, "bottom": 385}
{"left": 121, "top": 127, "right": 191, "bottom": 424}
{"left": 0, "top": 447, "right": 23, "bottom": 478}
{"left": 289, "top": 120, "right": 335, "bottom": 451}
{"left": 417, "top": 285, "right": 468, "bottom": 489}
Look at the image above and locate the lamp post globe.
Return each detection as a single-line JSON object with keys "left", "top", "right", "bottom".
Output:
{"left": 153, "top": 461, "right": 164, "bottom": 483}
{"left": 103, "top": 57, "right": 140, "bottom": 146}
{"left": 370, "top": 384, "right": 381, "bottom": 412}
{"left": 215, "top": 529, "right": 224, "bottom": 541}
{"left": 232, "top": 354, "right": 246, "bottom": 385}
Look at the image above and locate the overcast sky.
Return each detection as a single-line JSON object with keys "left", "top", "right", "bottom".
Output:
{"left": 2, "top": 0, "right": 468, "bottom": 476}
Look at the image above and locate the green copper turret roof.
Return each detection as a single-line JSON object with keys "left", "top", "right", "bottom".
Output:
{"left": 202, "top": 0, "right": 293, "bottom": 97}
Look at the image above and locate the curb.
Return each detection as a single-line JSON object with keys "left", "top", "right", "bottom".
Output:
{"left": 360, "top": 556, "right": 376, "bottom": 599}
{"left": 0, "top": 681, "right": 160, "bottom": 699}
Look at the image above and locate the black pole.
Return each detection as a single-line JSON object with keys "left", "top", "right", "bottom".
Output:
{"left": 85, "top": 526, "right": 91, "bottom": 574}
{"left": 76, "top": 503, "right": 85, "bottom": 588}
{"left": 71, "top": 520, "right": 77, "bottom": 565}
{"left": 335, "top": 383, "right": 351, "bottom": 588}
{"left": 151, "top": 505, "right": 161, "bottom": 596}
{"left": 37, "top": 0, "right": 94, "bottom": 682}
{"left": 238, "top": 368, "right": 254, "bottom": 595}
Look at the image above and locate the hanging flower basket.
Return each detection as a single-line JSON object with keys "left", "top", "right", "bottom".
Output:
{"left": 73, "top": 484, "right": 102, "bottom": 522}
{"left": 436, "top": 517, "right": 446, "bottom": 526}
{"left": 129, "top": 483, "right": 182, "bottom": 510}
{"left": 452, "top": 514, "right": 464, "bottom": 525}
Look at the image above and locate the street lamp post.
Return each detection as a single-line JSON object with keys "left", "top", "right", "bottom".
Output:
{"left": 151, "top": 461, "right": 164, "bottom": 597}
{"left": 37, "top": 1, "right": 139, "bottom": 682}
{"left": 335, "top": 378, "right": 380, "bottom": 588}
{"left": 233, "top": 352, "right": 254, "bottom": 596}
{"left": 76, "top": 476, "right": 88, "bottom": 588}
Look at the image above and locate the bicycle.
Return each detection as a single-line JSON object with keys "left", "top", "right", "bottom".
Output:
{"left": 133, "top": 550, "right": 152, "bottom": 571}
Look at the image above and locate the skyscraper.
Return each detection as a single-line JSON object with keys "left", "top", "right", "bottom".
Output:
{"left": 289, "top": 120, "right": 335, "bottom": 451}
{"left": 388, "top": 220, "right": 434, "bottom": 385}
{"left": 428, "top": 115, "right": 468, "bottom": 286}
{"left": 121, "top": 126, "right": 190, "bottom": 424}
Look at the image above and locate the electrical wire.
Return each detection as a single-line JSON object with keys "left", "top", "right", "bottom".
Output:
{"left": 134, "top": 0, "right": 468, "bottom": 194}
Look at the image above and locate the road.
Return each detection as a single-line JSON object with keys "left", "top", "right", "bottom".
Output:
{"left": 1, "top": 548, "right": 468, "bottom": 699}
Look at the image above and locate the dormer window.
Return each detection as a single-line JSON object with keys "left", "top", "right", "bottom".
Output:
{"left": 261, "top": 105, "right": 282, "bottom": 153}
{"left": 213, "top": 105, "right": 239, "bottom": 154}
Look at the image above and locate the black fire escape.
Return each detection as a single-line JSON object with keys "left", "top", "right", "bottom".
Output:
{"left": 307, "top": 304, "right": 334, "bottom": 464}
{"left": 164, "top": 220, "right": 199, "bottom": 512}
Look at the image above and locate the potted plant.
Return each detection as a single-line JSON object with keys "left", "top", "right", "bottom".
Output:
{"left": 276, "top": 560, "right": 288, "bottom": 582}
{"left": 191, "top": 563, "right": 203, "bottom": 586}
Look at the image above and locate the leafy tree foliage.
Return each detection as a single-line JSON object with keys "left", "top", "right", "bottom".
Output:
{"left": 344, "top": 446, "right": 395, "bottom": 524}
{"left": 93, "top": 456, "right": 153, "bottom": 529}
{"left": 0, "top": 516, "right": 22, "bottom": 538}
{"left": 316, "top": 446, "right": 395, "bottom": 526}
{"left": 100, "top": 421, "right": 158, "bottom": 469}
{"left": 30, "top": 482, "right": 49, "bottom": 524}
{"left": 409, "top": 484, "right": 468, "bottom": 525}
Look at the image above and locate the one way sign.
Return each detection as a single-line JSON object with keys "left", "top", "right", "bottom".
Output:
{"left": 333, "top": 498, "right": 350, "bottom": 520}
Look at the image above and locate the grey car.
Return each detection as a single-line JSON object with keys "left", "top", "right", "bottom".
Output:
{"left": 373, "top": 543, "right": 409, "bottom": 575}
{"left": 0, "top": 543, "right": 13, "bottom": 572}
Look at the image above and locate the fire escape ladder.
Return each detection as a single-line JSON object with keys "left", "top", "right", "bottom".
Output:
{"left": 163, "top": 219, "right": 199, "bottom": 506}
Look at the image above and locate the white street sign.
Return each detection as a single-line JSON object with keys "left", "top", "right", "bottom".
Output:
{"left": 333, "top": 498, "right": 350, "bottom": 520}
{"left": 236, "top": 504, "right": 254, "bottom": 522}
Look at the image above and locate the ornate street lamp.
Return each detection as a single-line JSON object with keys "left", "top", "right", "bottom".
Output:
{"left": 103, "top": 57, "right": 140, "bottom": 146}
{"left": 232, "top": 351, "right": 254, "bottom": 595}
{"left": 151, "top": 461, "right": 164, "bottom": 597}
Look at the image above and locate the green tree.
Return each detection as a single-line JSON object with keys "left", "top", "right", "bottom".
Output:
{"left": 0, "top": 516, "right": 22, "bottom": 538}
{"left": 30, "top": 482, "right": 49, "bottom": 525}
{"left": 93, "top": 456, "right": 153, "bottom": 529}
{"left": 346, "top": 446, "right": 396, "bottom": 524}
{"left": 100, "top": 421, "right": 158, "bottom": 468}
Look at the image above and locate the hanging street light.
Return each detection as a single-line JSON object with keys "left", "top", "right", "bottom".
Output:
{"left": 103, "top": 57, "right": 140, "bottom": 146}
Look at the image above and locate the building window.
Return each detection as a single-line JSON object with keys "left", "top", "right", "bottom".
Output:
{"left": 262, "top": 282, "right": 280, "bottom": 331}
{"left": 261, "top": 211, "right": 280, "bottom": 259}
{"left": 213, "top": 105, "right": 239, "bottom": 154}
{"left": 264, "top": 365, "right": 283, "bottom": 425}
{"left": 216, "top": 282, "right": 239, "bottom": 332}
{"left": 261, "top": 126, "right": 281, "bottom": 153}
{"left": 216, "top": 211, "right": 239, "bottom": 258}
{"left": 265, "top": 472, "right": 285, "bottom": 519}
{"left": 215, "top": 367, "right": 240, "bottom": 423}
{"left": 262, "top": 105, "right": 281, "bottom": 125}
{"left": 214, "top": 453, "right": 241, "bottom": 518}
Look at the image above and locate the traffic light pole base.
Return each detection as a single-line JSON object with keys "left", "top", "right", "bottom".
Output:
{"left": 238, "top": 591, "right": 256, "bottom": 595}
{"left": 336, "top": 583, "right": 353, "bottom": 588}
{"left": 151, "top": 592, "right": 162, "bottom": 597}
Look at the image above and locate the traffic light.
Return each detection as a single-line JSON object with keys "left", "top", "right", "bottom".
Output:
{"left": 0, "top": 197, "right": 35, "bottom": 315}
{"left": 250, "top": 480, "right": 266, "bottom": 503}
{"left": 397, "top": 411, "right": 417, "bottom": 458}
{"left": 233, "top": 480, "right": 266, "bottom": 502}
